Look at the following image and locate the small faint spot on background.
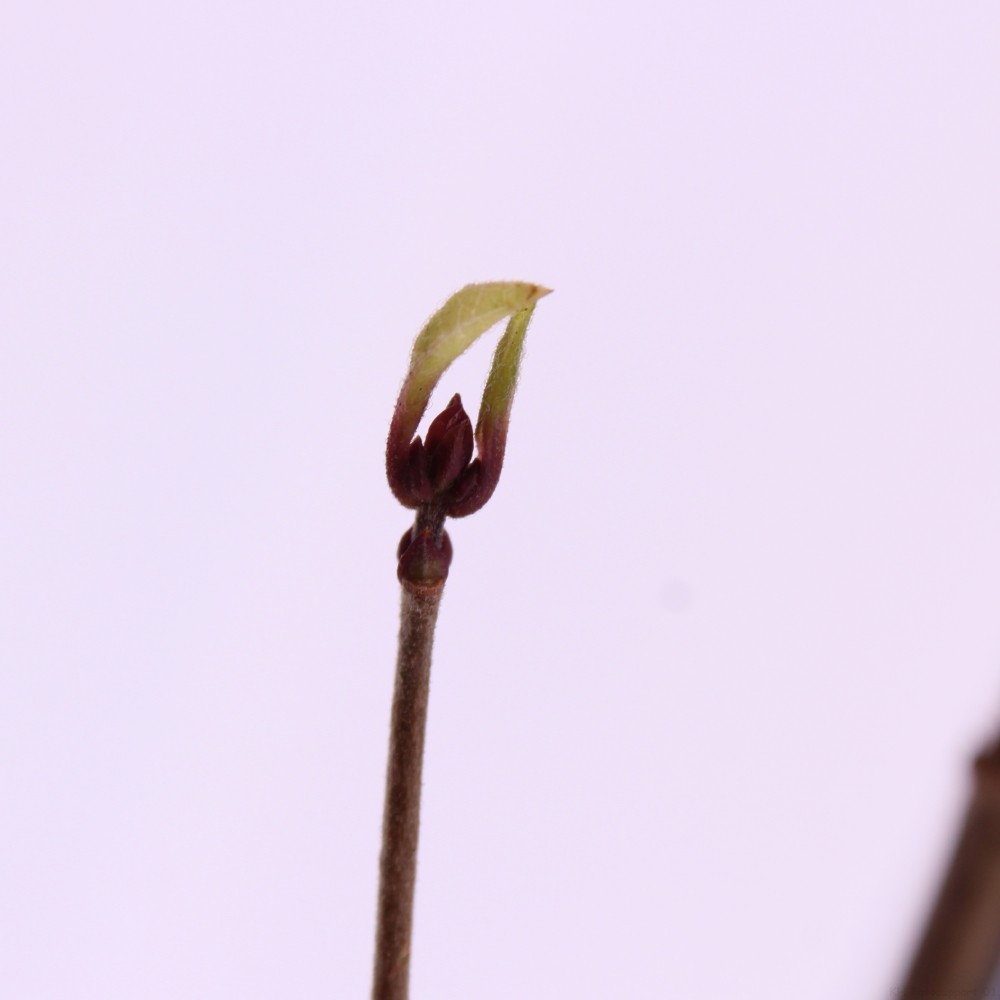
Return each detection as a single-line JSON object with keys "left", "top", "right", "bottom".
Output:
{"left": 661, "top": 579, "right": 694, "bottom": 613}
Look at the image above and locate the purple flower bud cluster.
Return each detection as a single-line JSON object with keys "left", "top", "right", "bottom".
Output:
{"left": 392, "top": 394, "right": 480, "bottom": 512}
{"left": 389, "top": 393, "right": 503, "bottom": 588}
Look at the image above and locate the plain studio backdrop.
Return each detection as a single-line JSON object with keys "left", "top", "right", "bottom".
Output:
{"left": 2, "top": 3, "right": 999, "bottom": 998}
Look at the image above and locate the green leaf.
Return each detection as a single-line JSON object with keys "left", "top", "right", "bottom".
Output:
{"left": 477, "top": 305, "right": 534, "bottom": 449}
{"left": 393, "top": 281, "right": 551, "bottom": 451}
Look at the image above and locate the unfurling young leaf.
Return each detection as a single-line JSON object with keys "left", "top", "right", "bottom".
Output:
{"left": 386, "top": 281, "right": 551, "bottom": 515}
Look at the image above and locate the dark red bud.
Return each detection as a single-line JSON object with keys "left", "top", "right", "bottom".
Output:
{"left": 397, "top": 527, "right": 453, "bottom": 587}
{"left": 423, "top": 393, "right": 474, "bottom": 495}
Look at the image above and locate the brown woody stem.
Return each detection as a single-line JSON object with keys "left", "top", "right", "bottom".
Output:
{"left": 372, "top": 580, "right": 443, "bottom": 1000}
{"left": 896, "top": 736, "right": 1000, "bottom": 999}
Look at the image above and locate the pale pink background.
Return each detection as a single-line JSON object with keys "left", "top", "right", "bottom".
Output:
{"left": 3, "top": 3, "right": 1000, "bottom": 997}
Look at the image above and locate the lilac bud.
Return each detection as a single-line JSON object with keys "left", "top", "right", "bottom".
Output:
{"left": 386, "top": 282, "right": 549, "bottom": 510}
{"left": 387, "top": 283, "right": 549, "bottom": 583}
{"left": 423, "top": 394, "right": 474, "bottom": 496}
{"left": 396, "top": 527, "right": 453, "bottom": 588}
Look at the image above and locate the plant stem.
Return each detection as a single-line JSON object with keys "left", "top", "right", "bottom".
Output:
{"left": 896, "top": 735, "right": 1000, "bottom": 999}
{"left": 372, "top": 580, "right": 444, "bottom": 1000}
